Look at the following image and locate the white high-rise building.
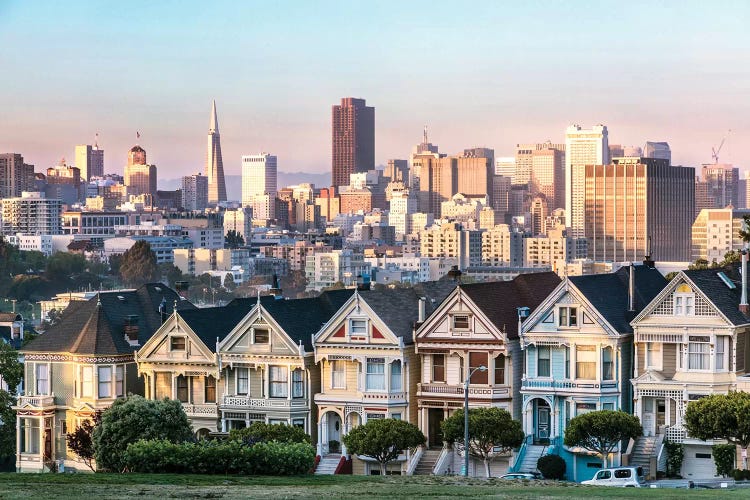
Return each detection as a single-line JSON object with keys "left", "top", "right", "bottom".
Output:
{"left": 181, "top": 173, "right": 209, "bottom": 211}
{"left": 241, "top": 153, "right": 277, "bottom": 207}
{"left": 495, "top": 157, "right": 515, "bottom": 177}
{"left": 1, "top": 192, "right": 63, "bottom": 236}
{"left": 75, "top": 142, "right": 104, "bottom": 182}
{"left": 565, "top": 124, "right": 608, "bottom": 235}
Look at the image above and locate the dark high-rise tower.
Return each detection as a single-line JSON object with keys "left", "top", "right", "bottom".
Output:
{"left": 206, "top": 100, "right": 227, "bottom": 204}
{"left": 332, "top": 97, "right": 375, "bottom": 188}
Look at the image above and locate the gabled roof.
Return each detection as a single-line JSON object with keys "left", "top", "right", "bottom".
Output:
{"left": 459, "top": 272, "right": 561, "bottom": 339}
{"left": 682, "top": 266, "right": 750, "bottom": 326}
{"left": 23, "top": 283, "right": 196, "bottom": 356}
{"left": 0, "top": 313, "right": 22, "bottom": 323}
{"left": 227, "top": 289, "right": 355, "bottom": 350}
{"left": 176, "top": 304, "right": 255, "bottom": 352}
{"left": 569, "top": 265, "right": 668, "bottom": 333}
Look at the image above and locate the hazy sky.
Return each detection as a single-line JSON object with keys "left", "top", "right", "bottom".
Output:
{"left": 1, "top": 0, "right": 748, "bottom": 183}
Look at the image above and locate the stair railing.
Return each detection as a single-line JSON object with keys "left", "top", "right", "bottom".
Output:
{"left": 406, "top": 445, "right": 425, "bottom": 475}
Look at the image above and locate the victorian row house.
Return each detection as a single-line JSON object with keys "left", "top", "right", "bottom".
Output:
{"left": 14, "top": 284, "right": 193, "bottom": 472}
{"left": 630, "top": 266, "right": 750, "bottom": 479}
{"left": 413, "top": 272, "right": 561, "bottom": 476}
{"left": 515, "top": 265, "right": 667, "bottom": 482}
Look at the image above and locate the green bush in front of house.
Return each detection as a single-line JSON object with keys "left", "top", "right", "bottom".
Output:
{"left": 123, "top": 438, "right": 315, "bottom": 475}
{"left": 228, "top": 422, "right": 311, "bottom": 444}
{"left": 536, "top": 454, "right": 566, "bottom": 480}
{"left": 712, "top": 444, "right": 736, "bottom": 477}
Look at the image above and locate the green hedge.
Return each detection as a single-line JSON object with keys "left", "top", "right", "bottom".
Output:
{"left": 123, "top": 439, "right": 315, "bottom": 475}
{"left": 228, "top": 422, "right": 311, "bottom": 444}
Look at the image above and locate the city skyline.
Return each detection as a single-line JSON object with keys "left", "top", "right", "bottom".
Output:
{"left": 1, "top": 1, "right": 748, "bottom": 180}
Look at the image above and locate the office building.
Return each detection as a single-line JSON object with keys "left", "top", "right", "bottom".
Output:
{"left": 45, "top": 159, "right": 83, "bottom": 204}
{"left": 223, "top": 207, "right": 252, "bottom": 240}
{"left": 206, "top": 100, "right": 227, "bottom": 204}
{"left": 0, "top": 153, "right": 35, "bottom": 198}
{"left": 241, "top": 153, "right": 277, "bottom": 207}
{"left": 701, "top": 163, "right": 739, "bottom": 208}
{"left": 495, "top": 157, "right": 515, "bottom": 177}
{"left": 1, "top": 192, "right": 63, "bottom": 236}
{"left": 125, "top": 162, "right": 157, "bottom": 198}
{"left": 456, "top": 154, "right": 494, "bottom": 206}
{"left": 644, "top": 141, "right": 671, "bottom": 163}
{"left": 565, "top": 124, "right": 609, "bottom": 235}
{"left": 75, "top": 143, "right": 104, "bottom": 182}
{"left": 419, "top": 222, "right": 483, "bottom": 269}
{"left": 691, "top": 208, "right": 750, "bottom": 263}
{"left": 571, "top": 157, "right": 694, "bottom": 262}
{"left": 331, "top": 97, "right": 375, "bottom": 188}
{"left": 181, "top": 173, "right": 209, "bottom": 211}
{"left": 127, "top": 145, "right": 147, "bottom": 167}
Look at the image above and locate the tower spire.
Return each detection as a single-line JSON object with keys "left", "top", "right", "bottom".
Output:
{"left": 206, "top": 100, "right": 227, "bottom": 204}
{"left": 423, "top": 124, "right": 428, "bottom": 144}
{"left": 210, "top": 99, "right": 219, "bottom": 135}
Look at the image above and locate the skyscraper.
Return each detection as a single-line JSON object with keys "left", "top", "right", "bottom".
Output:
{"left": 206, "top": 100, "right": 227, "bottom": 204}
{"left": 565, "top": 124, "right": 609, "bottom": 235}
{"left": 571, "top": 157, "right": 694, "bottom": 262}
{"left": 181, "top": 173, "right": 209, "bottom": 211}
{"left": 75, "top": 142, "right": 104, "bottom": 182}
{"left": 124, "top": 145, "right": 156, "bottom": 197}
{"left": 644, "top": 141, "right": 671, "bottom": 163}
{"left": 331, "top": 97, "right": 374, "bottom": 188}
{"left": 241, "top": 153, "right": 277, "bottom": 207}
{"left": 128, "top": 145, "right": 147, "bottom": 166}
{"left": 0, "top": 153, "right": 35, "bottom": 198}
{"left": 701, "top": 163, "right": 739, "bottom": 209}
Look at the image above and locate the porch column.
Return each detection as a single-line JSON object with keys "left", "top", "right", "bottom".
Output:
{"left": 221, "top": 414, "right": 227, "bottom": 433}
{"left": 341, "top": 416, "right": 348, "bottom": 457}
{"left": 172, "top": 374, "right": 177, "bottom": 399}
{"left": 317, "top": 414, "right": 324, "bottom": 455}
{"left": 38, "top": 416, "right": 44, "bottom": 463}
{"left": 16, "top": 414, "right": 21, "bottom": 469}
{"left": 287, "top": 366, "right": 293, "bottom": 401}
{"left": 151, "top": 373, "right": 156, "bottom": 400}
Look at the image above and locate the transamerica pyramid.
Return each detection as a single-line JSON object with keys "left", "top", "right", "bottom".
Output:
{"left": 206, "top": 100, "right": 227, "bottom": 204}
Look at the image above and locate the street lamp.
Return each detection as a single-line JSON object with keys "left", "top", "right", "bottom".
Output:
{"left": 464, "top": 364, "right": 487, "bottom": 477}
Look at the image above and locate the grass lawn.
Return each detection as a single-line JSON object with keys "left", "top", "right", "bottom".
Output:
{"left": 0, "top": 474, "right": 744, "bottom": 499}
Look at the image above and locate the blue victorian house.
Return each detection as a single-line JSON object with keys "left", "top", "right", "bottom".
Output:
{"left": 511, "top": 265, "right": 666, "bottom": 482}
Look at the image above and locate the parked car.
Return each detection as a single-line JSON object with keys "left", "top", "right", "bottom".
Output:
{"left": 500, "top": 472, "right": 541, "bottom": 480}
{"left": 582, "top": 467, "right": 646, "bottom": 487}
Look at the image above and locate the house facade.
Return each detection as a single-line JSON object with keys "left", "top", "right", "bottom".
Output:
{"left": 631, "top": 266, "right": 750, "bottom": 479}
{"left": 14, "top": 284, "right": 193, "bottom": 472}
{"left": 414, "top": 272, "right": 561, "bottom": 477}
{"left": 516, "top": 265, "right": 666, "bottom": 482}
{"left": 313, "top": 286, "right": 449, "bottom": 475}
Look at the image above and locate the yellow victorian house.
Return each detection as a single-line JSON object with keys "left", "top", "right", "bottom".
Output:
{"left": 15, "top": 284, "right": 194, "bottom": 472}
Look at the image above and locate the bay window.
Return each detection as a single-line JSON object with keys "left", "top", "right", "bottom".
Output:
{"left": 331, "top": 360, "right": 346, "bottom": 389}
{"left": 390, "top": 360, "right": 402, "bottom": 391}
{"left": 237, "top": 367, "right": 249, "bottom": 395}
{"left": 576, "top": 345, "right": 596, "bottom": 379}
{"left": 205, "top": 375, "right": 216, "bottom": 403}
{"left": 494, "top": 354, "right": 505, "bottom": 385}
{"left": 688, "top": 336, "right": 710, "bottom": 370}
{"left": 432, "top": 354, "right": 445, "bottom": 382}
{"left": 81, "top": 366, "right": 93, "bottom": 398}
{"left": 537, "top": 346, "right": 551, "bottom": 377}
{"left": 155, "top": 372, "right": 171, "bottom": 399}
{"left": 292, "top": 369, "right": 304, "bottom": 398}
{"left": 366, "top": 358, "right": 385, "bottom": 391}
{"left": 469, "top": 352, "right": 488, "bottom": 384}
{"left": 98, "top": 366, "right": 112, "bottom": 398}
{"left": 716, "top": 336, "right": 728, "bottom": 371}
{"left": 602, "top": 347, "right": 614, "bottom": 380}
{"left": 646, "top": 342, "right": 662, "bottom": 370}
{"left": 20, "top": 418, "right": 40, "bottom": 454}
{"left": 176, "top": 375, "right": 189, "bottom": 402}
{"left": 115, "top": 365, "right": 124, "bottom": 397}
{"left": 270, "top": 366, "right": 288, "bottom": 397}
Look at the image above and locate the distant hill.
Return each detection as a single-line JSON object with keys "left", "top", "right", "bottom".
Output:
{"left": 159, "top": 172, "right": 331, "bottom": 201}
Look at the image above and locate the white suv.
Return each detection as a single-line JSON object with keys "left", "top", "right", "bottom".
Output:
{"left": 582, "top": 467, "right": 646, "bottom": 487}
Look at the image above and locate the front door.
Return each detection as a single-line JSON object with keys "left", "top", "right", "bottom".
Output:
{"left": 327, "top": 413, "right": 342, "bottom": 453}
{"left": 536, "top": 401, "right": 550, "bottom": 442}
{"left": 428, "top": 408, "right": 444, "bottom": 448}
{"left": 656, "top": 399, "right": 666, "bottom": 433}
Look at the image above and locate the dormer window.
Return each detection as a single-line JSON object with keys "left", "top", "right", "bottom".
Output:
{"left": 558, "top": 307, "right": 578, "bottom": 327}
{"left": 170, "top": 337, "right": 186, "bottom": 351}
{"left": 350, "top": 319, "right": 367, "bottom": 335}
{"left": 254, "top": 329, "right": 269, "bottom": 344}
{"left": 452, "top": 315, "right": 470, "bottom": 330}
{"left": 674, "top": 284, "right": 695, "bottom": 316}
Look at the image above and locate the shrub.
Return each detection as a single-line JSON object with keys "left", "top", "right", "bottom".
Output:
{"left": 712, "top": 444, "right": 736, "bottom": 477}
{"left": 123, "top": 439, "right": 315, "bottom": 475}
{"left": 228, "top": 422, "right": 310, "bottom": 444}
{"left": 732, "top": 468, "right": 750, "bottom": 481}
{"left": 93, "top": 395, "right": 193, "bottom": 472}
{"left": 664, "top": 440, "right": 684, "bottom": 478}
{"left": 537, "top": 454, "right": 566, "bottom": 480}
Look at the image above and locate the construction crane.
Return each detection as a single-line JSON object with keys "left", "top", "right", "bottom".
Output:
{"left": 712, "top": 129, "right": 732, "bottom": 164}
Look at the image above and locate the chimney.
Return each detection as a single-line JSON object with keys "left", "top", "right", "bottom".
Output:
{"left": 628, "top": 262, "right": 635, "bottom": 312}
{"left": 418, "top": 297, "right": 426, "bottom": 323}
{"left": 175, "top": 281, "right": 190, "bottom": 300}
{"left": 642, "top": 236, "right": 656, "bottom": 269}
{"left": 124, "top": 315, "right": 140, "bottom": 344}
{"left": 741, "top": 250, "right": 749, "bottom": 315}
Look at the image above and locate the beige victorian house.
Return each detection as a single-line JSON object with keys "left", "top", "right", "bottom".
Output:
{"left": 15, "top": 284, "right": 193, "bottom": 472}
{"left": 216, "top": 291, "right": 352, "bottom": 440}
{"left": 313, "top": 285, "right": 452, "bottom": 475}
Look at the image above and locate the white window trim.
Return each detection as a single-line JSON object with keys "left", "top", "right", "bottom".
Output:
{"left": 645, "top": 342, "right": 663, "bottom": 371}
{"left": 673, "top": 293, "right": 695, "bottom": 316}
{"left": 349, "top": 318, "right": 368, "bottom": 336}
{"left": 536, "top": 346, "right": 551, "bottom": 378}
{"left": 557, "top": 305, "right": 580, "bottom": 329}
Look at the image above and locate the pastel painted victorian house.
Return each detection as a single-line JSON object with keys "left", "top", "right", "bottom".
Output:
{"left": 515, "top": 265, "right": 666, "bottom": 482}
{"left": 15, "top": 284, "right": 193, "bottom": 472}
{"left": 134, "top": 303, "right": 253, "bottom": 436}
{"left": 630, "top": 266, "right": 750, "bottom": 479}
{"left": 313, "top": 285, "right": 451, "bottom": 475}
{"left": 217, "top": 291, "right": 352, "bottom": 440}
{"left": 413, "top": 272, "right": 561, "bottom": 477}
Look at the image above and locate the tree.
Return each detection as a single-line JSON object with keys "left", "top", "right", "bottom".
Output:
{"left": 225, "top": 230, "right": 245, "bottom": 249}
{"left": 0, "top": 390, "right": 15, "bottom": 471}
{"left": 93, "top": 395, "right": 193, "bottom": 472}
{"left": 684, "top": 392, "right": 750, "bottom": 469}
{"left": 66, "top": 412, "right": 101, "bottom": 471}
{"left": 343, "top": 418, "right": 425, "bottom": 475}
{"left": 45, "top": 251, "right": 87, "bottom": 282}
{"left": 118, "top": 240, "right": 159, "bottom": 287}
{"left": 279, "top": 270, "right": 308, "bottom": 299}
{"left": 158, "top": 262, "right": 184, "bottom": 287}
{"left": 223, "top": 273, "right": 236, "bottom": 291}
{"left": 441, "top": 407, "right": 524, "bottom": 477}
{"left": 564, "top": 410, "right": 642, "bottom": 468}
{"left": 0, "top": 342, "right": 23, "bottom": 395}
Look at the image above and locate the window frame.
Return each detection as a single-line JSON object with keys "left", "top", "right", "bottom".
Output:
{"left": 575, "top": 345, "right": 597, "bottom": 380}
{"left": 97, "top": 366, "right": 112, "bottom": 399}
{"left": 715, "top": 336, "right": 729, "bottom": 372}
{"left": 494, "top": 354, "right": 505, "bottom": 385}
{"left": 292, "top": 369, "right": 304, "bottom": 398}
{"left": 431, "top": 354, "right": 446, "bottom": 383}
{"left": 687, "top": 336, "right": 710, "bottom": 371}
{"left": 170, "top": 336, "right": 186, "bottom": 351}
{"left": 558, "top": 306, "right": 579, "bottom": 328}
{"left": 35, "top": 363, "right": 49, "bottom": 396}
{"left": 205, "top": 375, "right": 216, "bottom": 403}
{"left": 365, "top": 358, "right": 386, "bottom": 391}
{"left": 81, "top": 365, "right": 93, "bottom": 398}
{"left": 390, "top": 360, "right": 402, "bottom": 392}
{"left": 602, "top": 346, "right": 614, "bottom": 381}
{"left": 469, "top": 352, "right": 489, "bottom": 384}
{"left": 331, "top": 360, "right": 346, "bottom": 389}
{"left": 269, "top": 366, "right": 288, "bottom": 398}
{"left": 350, "top": 319, "right": 368, "bottom": 336}
{"left": 645, "top": 342, "right": 663, "bottom": 371}
{"left": 236, "top": 367, "right": 249, "bottom": 395}
{"left": 452, "top": 314, "right": 470, "bottom": 331}
{"left": 115, "top": 365, "right": 124, "bottom": 397}
{"left": 537, "top": 345, "right": 551, "bottom": 378}
{"left": 253, "top": 329, "right": 269, "bottom": 344}
{"left": 176, "top": 375, "right": 189, "bottom": 402}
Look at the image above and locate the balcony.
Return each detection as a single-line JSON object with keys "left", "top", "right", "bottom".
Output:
{"left": 221, "top": 395, "right": 308, "bottom": 411}
{"left": 417, "top": 383, "right": 510, "bottom": 399}
{"left": 182, "top": 403, "right": 219, "bottom": 418}
{"left": 521, "top": 378, "right": 618, "bottom": 391}
{"left": 16, "top": 394, "right": 55, "bottom": 408}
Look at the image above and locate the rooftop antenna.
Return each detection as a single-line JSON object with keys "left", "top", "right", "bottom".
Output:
{"left": 94, "top": 132, "right": 99, "bottom": 148}
{"left": 423, "top": 124, "right": 428, "bottom": 144}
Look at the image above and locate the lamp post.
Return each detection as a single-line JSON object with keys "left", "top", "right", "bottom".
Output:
{"left": 464, "top": 364, "right": 487, "bottom": 477}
